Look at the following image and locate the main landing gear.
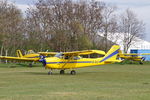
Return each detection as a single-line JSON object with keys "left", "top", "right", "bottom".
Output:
{"left": 70, "top": 70, "right": 76, "bottom": 75}
{"left": 47, "top": 69, "right": 76, "bottom": 75}
{"left": 28, "top": 62, "right": 34, "bottom": 67}
{"left": 60, "top": 70, "right": 76, "bottom": 75}
{"left": 48, "top": 69, "right": 53, "bottom": 75}
{"left": 48, "top": 69, "right": 65, "bottom": 75}
{"left": 60, "top": 70, "right": 65, "bottom": 74}
{"left": 29, "top": 63, "right": 33, "bottom": 67}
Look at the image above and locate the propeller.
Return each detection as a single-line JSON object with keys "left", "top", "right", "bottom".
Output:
{"left": 39, "top": 55, "right": 46, "bottom": 66}
{"left": 141, "top": 57, "right": 146, "bottom": 61}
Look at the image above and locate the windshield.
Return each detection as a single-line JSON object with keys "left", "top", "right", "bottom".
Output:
{"left": 54, "top": 53, "right": 63, "bottom": 58}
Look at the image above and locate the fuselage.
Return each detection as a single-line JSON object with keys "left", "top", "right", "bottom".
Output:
{"left": 44, "top": 57, "right": 112, "bottom": 69}
{"left": 120, "top": 55, "right": 143, "bottom": 61}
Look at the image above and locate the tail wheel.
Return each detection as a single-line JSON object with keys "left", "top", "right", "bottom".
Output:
{"left": 139, "top": 61, "right": 143, "bottom": 65}
{"left": 60, "top": 70, "right": 65, "bottom": 74}
{"left": 70, "top": 70, "right": 76, "bottom": 75}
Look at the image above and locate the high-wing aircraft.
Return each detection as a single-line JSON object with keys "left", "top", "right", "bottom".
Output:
{"left": 118, "top": 50, "right": 150, "bottom": 64}
{"left": 38, "top": 45, "right": 121, "bottom": 75}
{"left": 0, "top": 49, "right": 57, "bottom": 67}
{"left": 0, "top": 45, "right": 121, "bottom": 75}
{"left": 0, "top": 50, "right": 41, "bottom": 67}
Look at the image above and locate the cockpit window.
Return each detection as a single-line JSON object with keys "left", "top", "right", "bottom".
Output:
{"left": 73, "top": 56, "right": 81, "bottom": 60}
{"left": 54, "top": 53, "right": 81, "bottom": 60}
{"left": 27, "top": 50, "right": 35, "bottom": 54}
{"left": 54, "top": 53, "right": 63, "bottom": 58}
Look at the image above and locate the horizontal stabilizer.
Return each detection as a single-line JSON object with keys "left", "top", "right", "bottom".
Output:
{"left": 104, "top": 60, "right": 122, "bottom": 63}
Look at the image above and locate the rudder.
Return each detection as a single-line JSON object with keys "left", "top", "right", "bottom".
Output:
{"left": 16, "top": 50, "right": 23, "bottom": 57}
{"left": 100, "top": 45, "right": 120, "bottom": 62}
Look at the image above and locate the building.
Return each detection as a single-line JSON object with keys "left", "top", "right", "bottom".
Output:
{"left": 98, "top": 32, "right": 150, "bottom": 61}
{"left": 130, "top": 49, "right": 150, "bottom": 61}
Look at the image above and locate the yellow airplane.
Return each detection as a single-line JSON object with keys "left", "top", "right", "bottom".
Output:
{"left": 1, "top": 50, "right": 43, "bottom": 67}
{"left": 39, "top": 45, "right": 121, "bottom": 75}
{"left": 118, "top": 50, "right": 149, "bottom": 64}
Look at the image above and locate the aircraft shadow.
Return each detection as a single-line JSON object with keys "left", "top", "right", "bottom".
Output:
{"left": 21, "top": 72, "right": 76, "bottom": 76}
{"left": 21, "top": 72, "right": 48, "bottom": 75}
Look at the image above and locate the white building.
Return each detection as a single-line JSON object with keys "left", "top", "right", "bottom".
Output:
{"left": 98, "top": 33, "right": 150, "bottom": 53}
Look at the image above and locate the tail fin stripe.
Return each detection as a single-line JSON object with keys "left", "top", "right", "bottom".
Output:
{"left": 100, "top": 49, "right": 119, "bottom": 62}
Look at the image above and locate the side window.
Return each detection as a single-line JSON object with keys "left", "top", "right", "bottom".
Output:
{"left": 54, "top": 53, "right": 63, "bottom": 58}
{"left": 63, "top": 56, "right": 81, "bottom": 60}
{"left": 73, "top": 56, "right": 80, "bottom": 60}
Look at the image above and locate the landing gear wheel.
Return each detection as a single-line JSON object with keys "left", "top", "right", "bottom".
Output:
{"left": 60, "top": 70, "right": 65, "bottom": 74}
{"left": 29, "top": 63, "right": 33, "bottom": 67}
{"left": 70, "top": 70, "right": 76, "bottom": 75}
{"left": 48, "top": 71, "right": 52, "bottom": 75}
{"left": 139, "top": 61, "right": 143, "bottom": 65}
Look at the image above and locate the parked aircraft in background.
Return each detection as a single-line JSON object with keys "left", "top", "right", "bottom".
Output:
{"left": 0, "top": 50, "right": 41, "bottom": 67}
{"left": 118, "top": 50, "right": 150, "bottom": 64}
{"left": 0, "top": 50, "right": 55, "bottom": 67}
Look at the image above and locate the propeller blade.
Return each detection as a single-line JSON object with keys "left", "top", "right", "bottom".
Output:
{"left": 39, "top": 55, "right": 46, "bottom": 66}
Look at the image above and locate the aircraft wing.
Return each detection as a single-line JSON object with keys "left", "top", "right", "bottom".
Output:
{"left": 63, "top": 50, "right": 106, "bottom": 56}
{"left": 38, "top": 52, "right": 58, "bottom": 56}
{"left": 0, "top": 56, "right": 39, "bottom": 62}
{"left": 123, "top": 53, "right": 137, "bottom": 55}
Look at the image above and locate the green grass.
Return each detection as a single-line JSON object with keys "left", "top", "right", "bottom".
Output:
{"left": 0, "top": 63, "right": 150, "bottom": 100}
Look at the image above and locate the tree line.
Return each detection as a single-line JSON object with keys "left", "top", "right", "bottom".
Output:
{"left": 0, "top": 0, "right": 145, "bottom": 56}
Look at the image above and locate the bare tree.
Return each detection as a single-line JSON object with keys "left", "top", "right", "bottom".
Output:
{"left": 119, "top": 9, "right": 145, "bottom": 53}
{"left": 100, "top": 5, "right": 118, "bottom": 51}
{"left": 0, "top": 0, "right": 23, "bottom": 57}
{"left": 25, "top": 0, "right": 105, "bottom": 51}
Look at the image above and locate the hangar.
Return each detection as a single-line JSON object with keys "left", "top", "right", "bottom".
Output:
{"left": 129, "top": 39, "right": 150, "bottom": 61}
{"left": 99, "top": 33, "right": 150, "bottom": 61}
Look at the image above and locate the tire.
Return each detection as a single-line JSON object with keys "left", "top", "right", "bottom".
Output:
{"left": 48, "top": 71, "right": 52, "bottom": 75}
{"left": 60, "top": 70, "right": 65, "bottom": 74}
{"left": 29, "top": 63, "right": 33, "bottom": 67}
{"left": 70, "top": 70, "right": 76, "bottom": 75}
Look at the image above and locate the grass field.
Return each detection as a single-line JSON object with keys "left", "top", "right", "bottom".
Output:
{"left": 0, "top": 63, "right": 150, "bottom": 100}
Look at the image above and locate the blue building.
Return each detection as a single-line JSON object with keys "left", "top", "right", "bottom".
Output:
{"left": 130, "top": 49, "right": 150, "bottom": 61}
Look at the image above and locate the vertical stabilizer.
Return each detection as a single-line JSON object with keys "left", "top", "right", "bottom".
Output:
{"left": 16, "top": 50, "right": 23, "bottom": 57}
{"left": 100, "top": 45, "right": 120, "bottom": 62}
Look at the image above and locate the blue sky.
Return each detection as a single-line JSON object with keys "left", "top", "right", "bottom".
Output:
{"left": 8, "top": 0, "right": 150, "bottom": 42}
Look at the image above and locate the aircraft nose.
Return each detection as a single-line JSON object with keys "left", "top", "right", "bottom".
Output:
{"left": 39, "top": 58, "right": 47, "bottom": 66}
